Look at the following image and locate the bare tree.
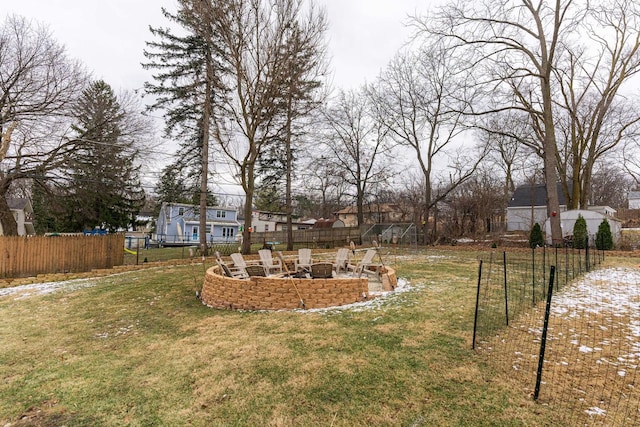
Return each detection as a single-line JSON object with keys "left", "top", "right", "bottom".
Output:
{"left": 299, "top": 154, "right": 349, "bottom": 219}
{"left": 210, "top": 0, "right": 328, "bottom": 254}
{"left": 477, "top": 111, "right": 539, "bottom": 200}
{"left": 553, "top": 0, "right": 640, "bottom": 208}
{"left": 589, "top": 161, "right": 634, "bottom": 208}
{"left": 416, "top": 0, "right": 640, "bottom": 244}
{"left": 269, "top": 9, "right": 328, "bottom": 250}
{"left": 622, "top": 140, "right": 640, "bottom": 188}
{"left": 369, "top": 41, "right": 482, "bottom": 243}
{"left": 414, "top": 0, "right": 578, "bottom": 244}
{"left": 0, "top": 15, "right": 87, "bottom": 235}
{"left": 320, "top": 87, "right": 390, "bottom": 227}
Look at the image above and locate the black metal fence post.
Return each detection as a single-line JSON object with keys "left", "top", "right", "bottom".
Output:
{"left": 532, "top": 248, "right": 536, "bottom": 306}
{"left": 472, "top": 260, "right": 483, "bottom": 350}
{"left": 555, "top": 246, "right": 559, "bottom": 291}
{"left": 585, "top": 236, "right": 590, "bottom": 272}
{"left": 534, "top": 265, "right": 556, "bottom": 401}
{"left": 503, "top": 251, "right": 509, "bottom": 326}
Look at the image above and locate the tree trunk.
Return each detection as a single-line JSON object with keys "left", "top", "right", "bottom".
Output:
{"left": 0, "top": 197, "right": 18, "bottom": 236}
{"left": 241, "top": 162, "right": 255, "bottom": 255}
{"left": 542, "top": 87, "right": 562, "bottom": 245}
{"left": 199, "top": 45, "right": 213, "bottom": 257}
{"left": 285, "top": 86, "right": 294, "bottom": 251}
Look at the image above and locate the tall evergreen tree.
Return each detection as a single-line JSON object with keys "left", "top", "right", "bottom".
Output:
{"left": 144, "top": 1, "right": 227, "bottom": 254}
{"left": 64, "top": 80, "right": 145, "bottom": 232}
{"left": 153, "top": 162, "right": 217, "bottom": 214}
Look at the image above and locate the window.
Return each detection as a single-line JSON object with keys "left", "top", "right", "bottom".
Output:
{"left": 205, "top": 225, "right": 212, "bottom": 234}
{"left": 178, "top": 207, "right": 184, "bottom": 216}
{"left": 222, "top": 228, "right": 235, "bottom": 238}
{"left": 216, "top": 211, "right": 226, "bottom": 218}
{"left": 192, "top": 226, "right": 199, "bottom": 240}
{"left": 265, "top": 224, "right": 269, "bottom": 232}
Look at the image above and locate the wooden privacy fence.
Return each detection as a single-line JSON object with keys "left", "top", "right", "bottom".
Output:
{"left": 251, "top": 227, "right": 363, "bottom": 248}
{"left": 0, "top": 234, "right": 125, "bottom": 278}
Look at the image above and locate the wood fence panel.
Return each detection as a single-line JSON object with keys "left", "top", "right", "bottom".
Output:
{"left": 251, "top": 227, "right": 363, "bottom": 248}
{"left": 0, "top": 234, "right": 125, "bottom": 278}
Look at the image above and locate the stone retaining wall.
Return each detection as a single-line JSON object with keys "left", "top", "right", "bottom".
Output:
{"left": 201, "top": 266, "right": 397, "bottom": 311}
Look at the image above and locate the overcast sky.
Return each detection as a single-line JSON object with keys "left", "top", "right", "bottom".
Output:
{"left": 5, "top": 0, "right": 440, "bottom": 93}
{"left": 5, "top": 1, "right": 442, "bottom": 195}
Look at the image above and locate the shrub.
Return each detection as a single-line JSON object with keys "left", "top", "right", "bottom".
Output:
{"left": 573, "top": 214, "right": 588, "bottom": 249}
{"left": 529, "top": 223, "right": 544, "bottom": 248}
{"left": 595, "top": 218, "right": 614, "bottom": 250}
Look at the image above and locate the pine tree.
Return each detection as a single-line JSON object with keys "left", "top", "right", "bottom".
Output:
{"left": 573, "top": 214, "right": 588, "bottom": 249}
{"left": 595, "top": 218, "right": 614, "bottom": 250}
{"left": 144, "top": 1, "right": 227, "bottom": 253}
{"left": 64, "top": 80, "right": 145, "bottom": 232}
{"left": 254, "top": 184, "right": 284, "bottom": 213}
{"left": 153, "top": 162, "right": 217, "bottom": 215}
{"left": 529, "top": 222, "right": 544, "bottom": 248}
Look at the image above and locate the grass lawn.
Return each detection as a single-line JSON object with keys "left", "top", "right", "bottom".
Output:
{"left": 0, "top": 248, "right": 582, "bottom": 426}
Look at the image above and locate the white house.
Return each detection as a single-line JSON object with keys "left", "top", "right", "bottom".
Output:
{"left": 507, "top": 183, "right": 569, "bottom": 232}
{"left": 629, "top": 191, "right": 640, "bottom": 209}
{"left": 250, "top": 210, "right": 314, "bottom": 232}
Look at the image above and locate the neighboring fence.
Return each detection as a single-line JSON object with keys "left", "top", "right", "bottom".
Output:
{"left": 251, "top": 224, "right": 418, "bottom": 248}
{"left": 0, "top": 234, "right": 125, "bottom": 278}
{"left": 361, "top": 223, "right": 418, "bottom": 247}
{"left": 251, "top": 227, "right": 363, "bottom": 248}
{"left": 471, "top": 243, "right": 640, "bottom": 424}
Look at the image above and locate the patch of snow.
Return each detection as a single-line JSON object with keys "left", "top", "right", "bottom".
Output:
{"left": 585, "top": 407, "right": 607, "bottom": 417}
{"left": 0, "top": 277, "right": 100, "bottom": 299}
{"left": 296, "top": 278, "right": 415, "bottom": 314}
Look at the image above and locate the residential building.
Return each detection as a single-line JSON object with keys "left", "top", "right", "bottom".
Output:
{"left": 250, "top": 210, "right": 314, "bottom": 232}
{"left": 0, "top": 198, "right": 35, "bottom": 236}
{"left": 334, "top": 204, "right": 406, "bottom": 227}
{"left": 506, "top": 184, "right": 569, "bottom": 231}
{"left": 155, "top": 202, "right": 240, "bottom": 245}
{"left": 508, "top": 183, "right": 619, "bottom": 233}
{"left": 629, "top": 191, "right": 640, "bottom": 209}
{"left": 543, "top": 209, "right": 622, "bottom": 245}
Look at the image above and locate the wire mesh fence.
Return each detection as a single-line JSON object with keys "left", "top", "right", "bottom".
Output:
{"left": 473, "top": 243, "right": 640, "bottom": 425}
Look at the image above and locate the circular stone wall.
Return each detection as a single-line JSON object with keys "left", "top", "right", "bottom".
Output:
{"left": 201, "top": 265, "right": 397, "bottom": 311}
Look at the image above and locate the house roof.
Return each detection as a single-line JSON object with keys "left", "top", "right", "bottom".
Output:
{"left": 313, "top": 219, "right": 345, "bottom": 228}
{"left": 6, "top": 197, "right": 32, "bottom": 212}
{"left": 163, "top": 202, "right": 235, "bottom": 211}
{"left": 335, "top": 204, "right": 400, "bottom": 215}
{"left": 508, "top": 183, "right": 568, "bottom": 208}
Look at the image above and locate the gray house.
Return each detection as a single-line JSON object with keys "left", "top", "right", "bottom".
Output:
{"left": 507, "top": 183, "right": 569, "bottom": 232}
{"left": 155, "top": 202, "right": 240, "bottom": 245}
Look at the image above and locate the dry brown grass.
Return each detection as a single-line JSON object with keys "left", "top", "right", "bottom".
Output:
{"left": 5, "top": 249, "right": 633, "bottom": 425}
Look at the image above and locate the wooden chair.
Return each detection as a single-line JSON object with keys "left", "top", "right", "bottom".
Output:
{"left": 295, "top": 248, "right": 313, "bottom": 272}
{"left": 258, "top": 249, "right": 282, "bottom": 274}
{"left": 215, "top": 251, "right": 248, "bottom": 279}
{"left": 333, "top": 247, "right": 351, "bottom": 273}
{"left": 311, "top": 262, "right": 334, "bottom": 279}
{"left": 230, "top": 252, "right": 260, "bottom": 270}
{"left": 353, "top": 249, "right": 380, "bottom": 278}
